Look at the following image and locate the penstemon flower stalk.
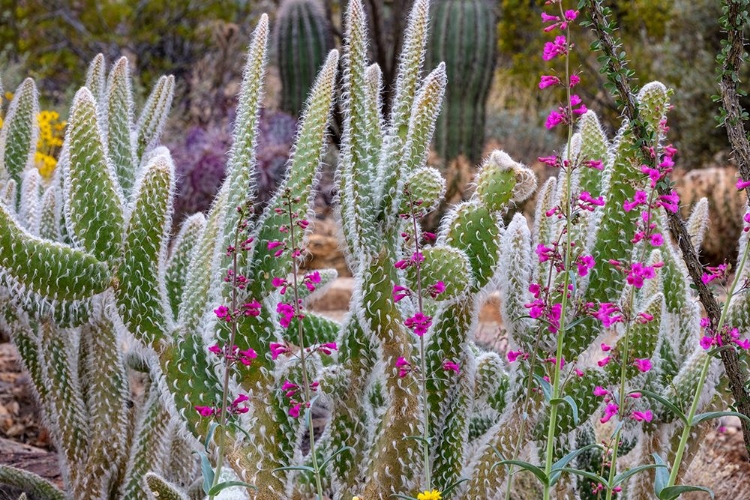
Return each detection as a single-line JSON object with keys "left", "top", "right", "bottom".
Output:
{"left": 273, "top": 188, "right": 327, "bottom": 499}
{"left": 539, "top": 4, "right": 583, "bottom": 499}
{"left": 205, "top": 201, "right": 257, "bottom": 500}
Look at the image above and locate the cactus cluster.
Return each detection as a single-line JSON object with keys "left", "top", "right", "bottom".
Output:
{"left": 0, "top": 1, "right": 745, "bottom": 500}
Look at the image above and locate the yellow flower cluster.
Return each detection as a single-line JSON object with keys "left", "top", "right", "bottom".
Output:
{"left": 0, "top": 92, "right": 66, "bottom": 179}
{"left": 417, "top": 490, "right": 442, "bottom": 500}
{"left": 36, "top": 110, "right": 66, "bottom": 178}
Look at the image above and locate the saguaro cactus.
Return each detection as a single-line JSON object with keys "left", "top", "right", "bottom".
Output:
{"left": 275, "top": 0, "right": 334, "bottom": 117}
{"left": 426, "top": 0, "right": 497, "bottom": 163}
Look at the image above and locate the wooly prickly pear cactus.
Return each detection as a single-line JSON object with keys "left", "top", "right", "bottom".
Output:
{"left": 0, "top": 1, "right": 746, "bottom": 500}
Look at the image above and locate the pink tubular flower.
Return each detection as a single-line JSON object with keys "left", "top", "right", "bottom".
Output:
{"left": 230, "top": 394, "right": 250, "bottom": 414}
{"left": 569, "top": 94, "right": 587, "bottom": 115}
{"left": 443, "top": 360, "right": 460, "bottom": 374}
{"left": 657, "top": 191, "right": 680, "bottom": 213}
{"left": 282, "top": 380, "right": 298, "bottom": 398}
{"left": 318, "top": 342, "right": 338, "bottom": 356}
{"left": 396, "top": 356, "right": 412, "bottom": 378}
{"left": 538, "top": 155, "right": 559, "bottom": 167}
{"left": 633, "top": 358, "right": 652, "bottom": 373}
{"left": 576, "top": 255, "right": 596, "bottom": 277}
{"left": 195, "top": 405, "right": 216, "bottom": 417}
{"left": 600, "top": 343, "right": 612, "bottom": 352}
{"left": 289, "top": 403, "right": 302, "bottom": 418}
{"left": 738, "top": 178, "right": 750, "bottom": 190}
{"left": 600, "top": 403, "right": 619, "bottom": 424}
{"left": 243, "top": 300, "right": 262, "bottom": 317}
{"left": 631, "top": 410, "right": 653, "bottom": 422}
{"left": 539, "top": 75, "right": 561, "bottom": 89}
{"left": 541, "top": 12, "right": 558, "bottom": 22}
{"left": 584, "top": 159, "right": 604, "bottom": 170}
{"left": 277, "top": 302, "right": 296, "bottom": 328}
{"left": 597, "top": 356, "right": 611, "bottom": 367}
{"left": 429, "top": 281, "right": 446, "bottom": 298}
{"left": 404, "top": 312, "right": 432, "bottom": 336}
{"left": 392, "top": 285, "right": 411, "bottom": 302}
{"left": 569, "top": 74, "right": 581, "bottom": 87}
{"left": 593, "top": 386, "right": 608, "bottom": 397}
{"left": 650, "top": 233, "right": 664, "bottom": 247}
{"left": 304, "top": 271, "right": 321, "bottom": 292}
{"left": 208, "top": 344, "right": 222, "bottom": 355}
{"left": 702, "top": 263, "right": 728, "bottom": 285}
{"left": 535, "top": 244, "right": 555, "bottom": 263}
{"left": 545, "top": 109, "right": 565, "bottom": 129}
{"left": 238, "top": 348, "right": 257, "bottom": 366}
{"left": 564, "top": 9, "right": 578, "bottom": 21}
{"left": 394, "top": 259, "right": 409, "bottom": 270}
{"left": 507, "top": 350, "right": 526, "bottom": 363}
{"left": 214, "top": 305, "right": 231, "bottom": 321}
{"left": 270, "top": 342, "right": 289, "bottom": 360}
{"left": 629, "top": 392, "right": 642, "bottom": 399}
{"left": 593, "top": 303, "right": 623, "bottom": 328}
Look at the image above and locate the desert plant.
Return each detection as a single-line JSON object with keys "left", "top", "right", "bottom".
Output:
{"left": 1, "top": 2, "right": 748, "bottom": 500}
{"left": 426, "top": 0, "right": 497, "bottom": 163}
{"left": 275, "top": 0, "right": 335, "bottom": 117}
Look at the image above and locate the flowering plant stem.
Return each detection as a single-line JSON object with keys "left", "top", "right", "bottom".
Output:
{"left": 667, "top": 237, "right": 750, "bottom": 486}
{"left": 584, "top": 0, "right": 750, "bottom": 450}
{"left": 542, "top": 6, "right": 574, "bottom": 498}
{"left": 209, "top": 207, "right": 249, "bottom": 500}
{"left": 285, "top": 197, "right": 325, "bottom": 499}
{"left": 407, "top": 189, "right": 432, "bottom": 490}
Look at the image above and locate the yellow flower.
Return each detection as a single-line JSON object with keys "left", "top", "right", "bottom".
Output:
{"left": 417, "top": 490, "right": 442, "bottom": 500}
{"left": 352, "top": 497, "right": 361, "bottom": 500}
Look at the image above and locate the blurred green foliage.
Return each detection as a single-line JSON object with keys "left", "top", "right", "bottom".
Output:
{"left": 0, "top": 0, "right": 258, "bottom": 96}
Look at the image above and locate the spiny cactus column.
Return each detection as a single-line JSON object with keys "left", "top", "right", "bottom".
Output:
{"left": 427, "top": 0, "right": 496, "bottom": 163}
{"left": 275, "top": 0, "right": 334, "bottom": 117}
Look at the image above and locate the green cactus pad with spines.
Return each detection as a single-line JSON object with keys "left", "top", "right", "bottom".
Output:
{"left": 400, "top": 166, "right": 446, "bottom": 216}
{"left": 686, "top": 198, "right": 709, "bottom": 252}
{"left": 85, "top": 54, "right": 107, "bottom": 108}
{"left": 145, "top": 473, "right": 189, "bottom": 500}
{"left": 177, "top": 187, "right": 225, "bottom": 330}
{"left": 428, "top": 0, "right": 496, "bottom": 163}
{"left": 476, "top": 159, "right": 515, "bottom": 212}
{"left": 637, "top": 82, "right": 669, "bottom": 135}
{"left": 64, "top": 87, "right": 125, "bottom": 263}
{"left": 0, "top": 466, "right": 66, "bottom": 500}
{"left": 359, "top": 251, "right": 420, "bottom": 498}
{"left": 327, "top": 313, "right": 377, "bottom": 494}
{"left": 117, "top": 154, "right": 173, "bottom": 347}
{"left": 426, "top": 297, "right": 474, "bottom": 436}
{"left": 122, "top": 383, "right": 172, "bottom": 500}
{"left": 38, "top": 320, "right": 89, "bottom": 492}
{"left": 499, "top": 213, "right": 535, "bottom": 351}
{"left": 432, "top": 352, "right": 473, "bottom": 496}
{"left": 576, "top": 111, "right": 609, "bottom": 198}
{"left": 166, "top": 213, "right": 205, "bottom": 321}
{"left": 284, "top": 312, "right": 340, "bottom": 347}
{"left": 135, "top": 75, "right": 175, "bottom": 162}
{"left": 161, "top": 330, "right": 223, "bottom": 437}
{"left": 0, "top": 78, "right": 39, "bottom": 190}
{"left": 79, "top": 303, "right": 131, "bottom": 498}
{"left": 249, "top": 49, "right": 338, "bottom": 297}
{"left": 339, "top": 0, "right": 380, "bottom": 259}
{"left": 404, "top": 246, "right": 472, "bottom": 302}
{"left": 18, "top": 169, "right": 41, "bottom": 233}
{"left": 276, "top": 0, "right": 333, "bottom": 117}
{"left": 9, "top": 320, "right": 47, "bottom": 403}
{"left": 39, "top": 185, "right": 61, "bottom": 241}
{"left": 386, "top": 65, "right": 447, "bottom": 219}
{"left": 657, "top": 350, "right": 715, "bottom": 424}
{"left": 0, "top": 179, "right": 16, "bottom": 209}
{"left": 442, "top": 201, "right": 500, "bottom": 290}
{"left": 104, "top": 57, "right": 137, "bottom": 198}
{"left": 0, "top": 203, "right": 111, "bottom": 302}
{"left": 377, "top": 0, "right": 431, "bottom": 221}
{"left": 219, "top": 14, "right": 268, "bottom": 281}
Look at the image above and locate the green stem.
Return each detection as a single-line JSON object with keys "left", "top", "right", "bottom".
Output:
{"left": 209, "top": 209, "right": 247, "bottom": 500}
{"left": 667, "top": 232, "right": 750, "bottom": 486}
{"left": 542, "top": 11, "right": 574, "bottom": 498}
{"left": 408, "top": 189, "right": 431, "bottom": 490}
{"left": 288, "top": 197, "right": 325, "bottom": 499}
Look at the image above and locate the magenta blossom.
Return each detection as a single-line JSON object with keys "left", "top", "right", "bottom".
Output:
{"left": 289, "top": 403, "right": 302, "bottom": 418}
{"left": 631, "top": 410, "right": 653, "bottom": 422}
{"left": 195, "top": 405, "right": 216, "bottom": 417}
{"left": 632, "top": 358, "right": 652, "bottom": 373}
{"left": 404, "top": 312, "right": 432, "bottom": 336}
{"left": 317, "top": 342, "right": 338, "bottom": 356}
{"left": 396, "top": 356, "right": 412, "bottom": 378}
{"left": 593, "top": 386, "right": 608, "bottom": 397}
{"left": 270, "top": 342, "right": 289, "bottom": 360}
{"left": 214, "top": 305, "right": 231, "bottom": 321}
{"left": 428, "top": 281, "right": 446, "bottom": 298}
{"left": 443, "top": 360, "right": 460, "bottom": 374}
{"left": 243, "top": 300, "right": 262, "bottom": 317}
{"left": 600, "top": 403, "right": 619, "bottom": 424}
{"left": 738, "top": 178, "right": 750, "bottom": 190}
{"left": 539, "top": 75, "right": 561, "bottom": 89}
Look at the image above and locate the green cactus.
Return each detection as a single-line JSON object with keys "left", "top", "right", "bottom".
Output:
{"left": 275, "top": 0, "right": 334, "bottom": 117}
{"left": 0, "top": 3, "right": 745, "bottom": 500}
{"left": 427, "top": 0, "right": 497, "bottom": 163}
